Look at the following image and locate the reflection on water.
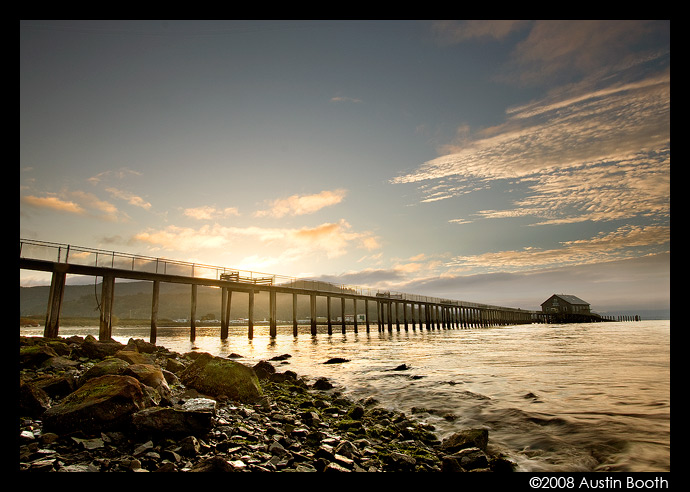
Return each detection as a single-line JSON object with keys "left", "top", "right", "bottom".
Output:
{"left": 21, "top": 320, "right": 670, "bottom": 472}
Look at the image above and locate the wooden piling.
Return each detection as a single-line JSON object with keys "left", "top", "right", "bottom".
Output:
{"left": 44, "top": 270, "right": 66, "bottom": 338}
{"left": 292, "top": 293, "right": 298, "bottom": 336}
{"left": 150, "top": 280, "right": 159, "bottom": 344}
{"left": 99, "top": 275, "right": 115, "bottom": 341}
{"left": 248, "top": 290, "right": 254, "bottom": 339}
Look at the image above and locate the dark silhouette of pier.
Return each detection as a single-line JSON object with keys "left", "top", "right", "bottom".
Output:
{"left": 20, "top": 239, "right": 542, "bottom": 344}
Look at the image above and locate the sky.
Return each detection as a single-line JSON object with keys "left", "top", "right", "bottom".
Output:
{"left": 20, "top": 20, "right": 670, "bottom": 316}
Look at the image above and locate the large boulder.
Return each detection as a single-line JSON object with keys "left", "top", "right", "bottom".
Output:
{"left": 179, "top": 353, "right": 262, "bottom": 403}
{"left": 124, "top": 363, "right": 173, "bottom": 404}
{"left": 131, "top": 398, "right": 216, "bottom": 435}
{"left": 42, "top": 375, "right": 153, "bottom": 435}
{"left": 19, "top": 344, "right": 58, "bottom": 368}
{"left": 79, "top": 357, "right": 131, "bottom": 386}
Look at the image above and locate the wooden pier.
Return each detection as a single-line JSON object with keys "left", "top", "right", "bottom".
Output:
{"left": 20, "top": 240, "right": 539, "bottom": 343}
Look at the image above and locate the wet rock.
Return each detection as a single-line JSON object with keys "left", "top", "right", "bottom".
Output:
{"left": 42, "top": 374, "right": 153, "bottom": 435}
{"left": 324, "top": 358, "right": 350, "bottom": 364}
{"left": 131, "top": 404, "right": 215, "bottom": 435}
{"left": 440, "top": 428, "right": 489, "bottom": 453}
{"left": 20, "top": 344, "right": 59, "bottom": 368}
{"left": 179, "top": 352, "right": 262, "bottom": 403}
{"left": 18, "top": 380, "right": 51, "bottom": 417}
{"left": 312, "top": 377, "right": 334, "bottom": 390}
{"left": 190, "top": 456, "right": 236, "bottom": 472}
{"left": 114, "top": 349, "right": 155, "bottom": 365}
{"left": 79, "top": 357, "right": 130, "bottom": 385}
{"left": 79, "top": 335, "right": 125, "bottom": 359}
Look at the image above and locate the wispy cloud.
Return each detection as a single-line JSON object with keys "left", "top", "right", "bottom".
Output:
{"left": 445, "top": 224, "right": 669, "bottom": 273}
{"left": 393, "top": 69, "right": 669, "bottom": 226}
{"left": 183, "top": 205, "right": 240, "bottom": 220}
{"left": 21, "top": 191, "right": 127, "bottom": 222}
{"left": 254, "top": 189, "right": 347, "bottom": 218}
{"left": 105, "top": 187, "right": 152, "bottom": 210}
{"left": 330, "top": 96, "right": 362, "bottom": 104}
{"left": 87, "top": 168, "right": 142, "bottom": 185}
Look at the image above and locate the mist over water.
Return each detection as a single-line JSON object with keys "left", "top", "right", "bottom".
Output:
{"left": 21, "top": 320, "right": 670, "bottom": 472}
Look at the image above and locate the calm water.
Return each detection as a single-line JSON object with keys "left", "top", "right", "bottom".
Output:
{"left": 21, "top": 320, "right": 670, "bottom": 472}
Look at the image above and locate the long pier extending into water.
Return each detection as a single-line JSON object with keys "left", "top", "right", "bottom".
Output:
{"left": 21, "top": 239, "right": 540, "bottom": 343}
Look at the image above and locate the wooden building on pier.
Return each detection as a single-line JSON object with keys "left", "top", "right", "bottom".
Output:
{"left": 539, "top": 294, "right": 605, "bottom": 323}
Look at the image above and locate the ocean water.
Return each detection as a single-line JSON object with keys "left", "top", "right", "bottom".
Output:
{"left": 21, "top": 320, "right": 670, "bottom": 473}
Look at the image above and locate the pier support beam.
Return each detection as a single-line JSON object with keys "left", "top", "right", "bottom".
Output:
{"left": 292, "top": 293, "right": 298, "bottom": 336}
{"left": 341, "top": 297, "right": 346, "bottom": 334}
{"left": 99, "top": 275, "right": 115, "bottom": 341}
{"left": 190, "top": 284, "right": 197, "bottom": 341}
{"left": 327, "top": 296, "right": 332, "bottom": 335}
{"left": 365, "top": 299, "right": 370, "bottom": 332}
{"left": 221, "top": 289, "right": 232, "bottom": 339}
{"left": 150, "top": 280, "right": 160, "bottom": 344}
{"left": 44, "top": 270, "right": 66, "bottom": 338}
{"left": 310, "top": 294, "right": 317, "bottom": 335}
{"left": 248, "top": 290, "right": 254, "bottom": 339}
{"left": 269, "top": 290, "right": 277, "bottom": 338}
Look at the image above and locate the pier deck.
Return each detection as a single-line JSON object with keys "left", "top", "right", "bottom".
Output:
{"left": 20, "top": 239, "right": 539, "bottom": 343}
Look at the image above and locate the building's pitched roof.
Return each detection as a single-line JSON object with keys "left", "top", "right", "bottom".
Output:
{"left": 542, "top": 294, "right": 590, "bottom": 306}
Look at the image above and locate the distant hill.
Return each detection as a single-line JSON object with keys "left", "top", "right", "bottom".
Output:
{"left": 20, "top": 280, "right": 363, "bottom": 322}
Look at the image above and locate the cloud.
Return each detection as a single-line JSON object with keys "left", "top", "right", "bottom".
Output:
{"left": 131, "top": 218, "right": 380, "bottom": 264}
{"left": 255, "top": 189, "right": 347, "bottom": 218}
{"left": 87, "top": 168, "right": 143, "bottom": 185}
{"left": 105, "top": 187, "right": 152, "bottom": 210}
{"left": 445, "top": 224, "right": 669, "bottom": 273}
{"left": 21, "top": 191, "right": 126, "bottom": 222}
{"left": 393, "top": 69, "right": 669, "bottom": 226}
{"left": 431, "top": 20, "right": 530, "bottom": 44}
{"left": 330, "top": 96, "right": 362, "bottom": 104}
{"left": 22, "top": 195, "right": 85, "bottom": 215}
{"left": 183, "top": 205, "right": 240, "bottom": 220}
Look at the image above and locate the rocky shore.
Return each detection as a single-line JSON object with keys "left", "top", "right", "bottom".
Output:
{"left": 19, "top": 335, "right": 517, "bottom": 473}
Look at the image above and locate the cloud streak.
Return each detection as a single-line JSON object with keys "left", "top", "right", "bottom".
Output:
{"left": 254, "top": 189, "right": 348, "bottom": 218}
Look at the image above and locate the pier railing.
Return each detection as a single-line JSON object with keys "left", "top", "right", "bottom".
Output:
{"left": 19, "top": 238, "right": 508, "bottom": 310}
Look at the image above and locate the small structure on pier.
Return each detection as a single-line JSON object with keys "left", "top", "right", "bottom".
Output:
{"left": 541, "top": 294, "right": 591, "bottom": 316}
{"left": 538, "top": 294, "right": 608, "bottom": 323}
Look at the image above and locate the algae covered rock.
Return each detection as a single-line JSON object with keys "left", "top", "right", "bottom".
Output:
{"left": 179, "top": 352, "right": 262, "bottom": 403}
{"left": 42, "top": 374, "right": 153, "bottom": 435}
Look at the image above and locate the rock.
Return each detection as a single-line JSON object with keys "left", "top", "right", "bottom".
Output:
{"left": 114, "top": 349, "right": 155, "bottom": 365}
{"left": 440, "top": 428, "right": 489, "bottom": 453}
{"left": 128, "top": 338, "right": 157, "bottom": 354}
{"left": 20, "top": 344, "right": 59, "bottom": 368}
{"left": 35, "top": 374, "right": 76, "bottom": 399}
{"left": 324, "top": 358, "right": 350, "bottom": 364}
{"left": 80, "top": 335, "right": 125, "bottom": 359}
{"left": 18, "top": 379, "right": 51, "bottom": 417}
{"left": 165, "top": 357, "right": 187, "bottom": 374}
{"left": 124, "top": 363, "right": 173, "bottom": 404}
{"left": 79, "top": 357, "right": 130, "bottom": 385}
{"left": 312, "top": 377, "right": 334, "bottom": 390}
{"left": 446, "top": 447, "right": 489, "bottom": 470}
{"left": 131, "top": 405, "right": 214, "bottom": 435}
{"left": 190, "top": 456, "right": 235, "bottom": 472}
{"left": 179, "top": 352, "right": 262, "bottom": 403}
{"left": 40, "top": 355, "right": 80, "bottom": 371}
{"left": 253, "top": 360, "right": 276, "bottom": 380}
{"left": 42, "top": 374, "right": 153, "bottom": 435}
